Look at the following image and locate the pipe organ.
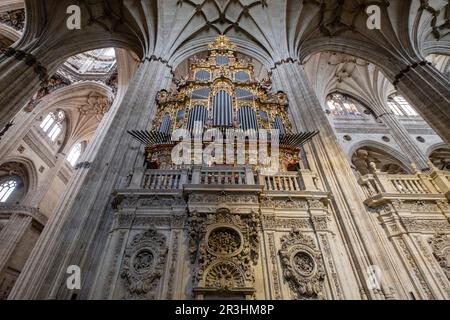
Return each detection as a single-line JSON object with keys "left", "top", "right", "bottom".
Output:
{"left": 130, "top": 36, "right": 317, "bottom": 171}
{"left": 153, "top": 36, "right": 291, "bottom": 133}
{"left": 117, "top": 37, "right": 327, "bottom": 300}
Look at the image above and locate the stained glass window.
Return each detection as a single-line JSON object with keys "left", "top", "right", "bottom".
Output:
{"left": 326, "top": 94, "right": 362, "bottom": 117}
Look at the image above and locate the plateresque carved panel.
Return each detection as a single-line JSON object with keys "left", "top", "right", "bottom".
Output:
{"left": 120, "top": 228, "right": 168, "bottom": 299}
{"left": 188, "top": 208, "right": 260, "bottom": 297}
{"left": 429, "top": 234, "right": 450, "bottom": 281}
{"left": 279, "top": 229, "right": 326, "bottom": 300}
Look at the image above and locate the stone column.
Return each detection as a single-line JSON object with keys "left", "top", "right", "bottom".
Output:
{"left": 0, "top": 213, "right": 33, "bottom": 274}
{"left": 0, "top": 50, "right": 52, "bottom": 129}
{"left": 374, "top": 109, "right": 429, "bottom": 170}
{"left": 271, "top": 61, "right": 413, "bottom": 299}
{"left": 8, "top": 58, "right": 173, "bottom": 300}
{"left": 395, "top": 62, "right": 450, "bottom": 146}
{"left": 25, "top": 155, "right": 66, "bottom": 208}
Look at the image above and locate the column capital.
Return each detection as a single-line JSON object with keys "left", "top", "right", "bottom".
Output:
{"left": 0, "top": 47, "right": 48, "bottom": 81}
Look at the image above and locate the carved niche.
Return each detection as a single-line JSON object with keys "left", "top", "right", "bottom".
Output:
{"left": 429, "top": 234, "right": 450, "bottom": 281}
{"left": 120, "top": 228, "right": 168, "bottom": 299}
{"left": 279, "top": 229, "right": 326, "bottom": 300}
{"left": 188, "top": 208, "right": 260, "bottom": 298}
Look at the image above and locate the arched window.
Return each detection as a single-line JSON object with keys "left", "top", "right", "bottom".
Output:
{"left": 326, "top": 94, "right": 364, "bottom": 117}
{"left": 0, "top": 180, "right": 17, "bottom": 203}
{"left": 235, "top": 71, "right": 250, "bottom": 82}
{"left": 40, "top": 111, "right": 65, "bottom": 141}
{"left": 67, "top": 143, "right": 82, "bottom": 167}
{"left": 195, "top": 70, "right": 210, "bottom": 81}
{"left": 387, "top": 95, "right": 418, "bottom": 117}
{"left": 0, "top": 163, "right": 28, "bottom": 204}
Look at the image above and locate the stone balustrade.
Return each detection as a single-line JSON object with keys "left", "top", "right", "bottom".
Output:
{"left": 358, "top": 169, "right": 450, "bottom": 206}
{"left": 193, "top": 166, "right": 252, "bottom": 185}
{"left": 120, "top": 166, "right": 322, "bottom": 193}
{"left": 141, "top": 170, "right": 185, "bottom": 190}
{"left": 260, "top": 171, "right": 302, "bottom": 191}
{"left": 430, "top": 169, "right": 450, "bottom": 200}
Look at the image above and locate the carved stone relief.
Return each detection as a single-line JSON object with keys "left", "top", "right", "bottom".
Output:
{"left": 279, "top": 229, "right": 326, "bottom": 300}
{"left": 188, "top": 193, "right": 259, "bottom": 205}
{"left": 261, "top": 215, "right": 312, "bottom": 230}
{"left": 188, "top": 208, "right": 260, "bottom": 297}
{"left": 392, "top": 200, "right": 440, "bottom": 212}
{"left": 401, "top": 218, "right": 450, "bottom": 233}
{"left": 120, "top": 228, "right": 168, "bottom": 299}
{"left": 429, "top": 234, "right": 450, "bottom": 281}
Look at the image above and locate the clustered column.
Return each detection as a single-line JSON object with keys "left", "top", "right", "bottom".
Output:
{"left": 8, "top": 58, "right": 173, "bottom": 300}
{"left": 271, "top": 61, "right": 411, "bottom": 299}
{"left": 395, "top": 62, "right": 450, "bottom": 146}
{"left": 0, "top": 213, "right": 33, "bottom": 276}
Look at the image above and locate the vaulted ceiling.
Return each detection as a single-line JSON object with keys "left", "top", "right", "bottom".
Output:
{"left": 303, "top": 51, "right": 396, "bottom": 114}
{"left": 2, "top": 0, "right": 450, "bottom": 79}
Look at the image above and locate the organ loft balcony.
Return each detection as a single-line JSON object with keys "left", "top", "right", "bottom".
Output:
{"left": 118, "top": 165, "right": 327, "bottom": 198}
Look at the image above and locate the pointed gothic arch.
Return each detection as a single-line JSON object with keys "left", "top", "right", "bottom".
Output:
{"left": 348, "top": 140, "right": 413, "bottom": 175}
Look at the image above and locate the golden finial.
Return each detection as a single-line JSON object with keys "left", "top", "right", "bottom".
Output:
{"left": 208, "top": 35, "right": 237, "bottom": 52}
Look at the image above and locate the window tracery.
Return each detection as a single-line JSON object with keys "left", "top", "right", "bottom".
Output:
{"left": 326, "top": 93, "right": 364, "bottom": 118}
{"left": 0, "top": 179, "right": 17, "bottom": 203}
{"left": 67, "top": 143, "right": 83, "bottom": 167}
{"left": 387, "top": 95, "right": 418, "bottom": 117}
{"left": 40, "top": 111, "right": 65, "bottom": 142}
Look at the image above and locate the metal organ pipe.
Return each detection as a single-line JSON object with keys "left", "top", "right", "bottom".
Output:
{"left": 213, "top": 90, "right": 233, "bottom": 127}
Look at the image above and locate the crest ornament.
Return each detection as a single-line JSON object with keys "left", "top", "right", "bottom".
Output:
{"left": 279, "top": 229, "right": 326, "bottom": 299}
{"left": 120, "top": 228, "right": 168, "bottom": 299}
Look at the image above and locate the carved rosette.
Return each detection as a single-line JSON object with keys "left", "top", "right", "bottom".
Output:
{"left": 429, "top": 234, "right": 450, "bottom": 281}
{"left": 279, "top": 229, "right": 326, "bottom": 300}
{"left": 189, "top": 208, "right": 260, "bottom": 296}
{"left": 120, "top": 229, "right": 168, "bottom": 299}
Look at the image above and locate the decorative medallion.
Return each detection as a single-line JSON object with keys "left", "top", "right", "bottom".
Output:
{"left": 120, "top": 228, "right": 168, "bottom": 299}
{"left": 429, "top": 234, "right": 450, "bottom": 281}
{"left": 279, "top": 229, "right": 326, "bottom": 300}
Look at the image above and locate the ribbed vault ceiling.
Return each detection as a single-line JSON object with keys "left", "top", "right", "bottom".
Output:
{"left": 1, "top": 0, "right": 449, "bottom": 78}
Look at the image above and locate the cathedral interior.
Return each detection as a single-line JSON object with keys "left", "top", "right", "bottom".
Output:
{"left": 0, "top": 0, "right": 449, "bottom": 300}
